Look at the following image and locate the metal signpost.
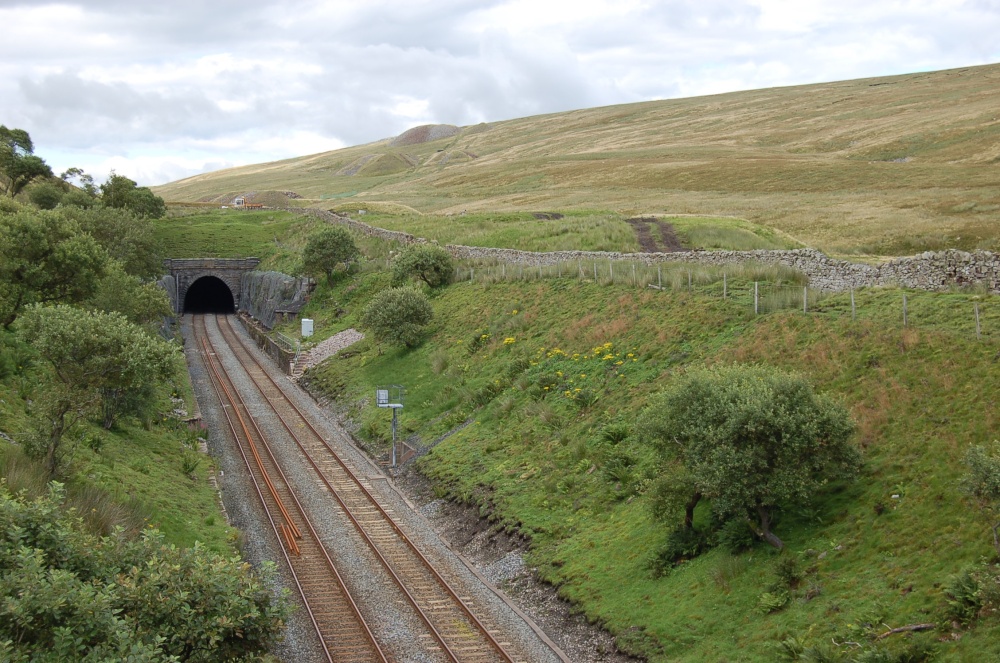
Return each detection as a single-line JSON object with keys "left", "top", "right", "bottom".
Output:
{"left": 375, "top": 385, "right": 405, "bottom": 467}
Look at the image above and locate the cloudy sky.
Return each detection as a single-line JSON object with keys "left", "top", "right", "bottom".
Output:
{"left": 2, "top": 0, "right": 998, "bottom": 186}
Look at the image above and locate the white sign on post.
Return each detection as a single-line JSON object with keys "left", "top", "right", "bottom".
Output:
{"left": 376, "top": 389, "right": 389, "bottom": 407}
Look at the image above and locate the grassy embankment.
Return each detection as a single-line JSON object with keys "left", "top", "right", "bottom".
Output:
{"left": 155, "top": 206, "right": 1000, "bottom": 661}
{"left": 155, "top": 63, "right": 1000, "bottom": 259}
{"left": 155, "top": 206, "right": 798, "bottom": 265}
{"left": 293, "top": 269, "right": 1000, "bottom": 662}
{"left": 0, "top": 334, "right": 235, "bottom": 553}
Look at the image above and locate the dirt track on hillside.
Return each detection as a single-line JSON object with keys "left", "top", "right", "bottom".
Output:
{"left": 626, "top": 217, "right": 684, "bottom": 252}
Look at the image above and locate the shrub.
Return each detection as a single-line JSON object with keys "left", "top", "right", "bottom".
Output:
{"left": 648, "top": 525, "right": 710, "bottom": 577}
{"left": 0, "top": 484, "right": 287, "bottom": 661}
{"left": 944, "top": 562, "right": 1000, "bottom": 624}
{"left": 756, "top": 590, "right": 790, "bottom": 615}
{"left": 640, "top": 364, "right": 860, "bottom": 549}
{"left": 963, "top": 440, "right": 1000, "bottom": 555}
{"left": 303, "top": 226, "right": 359, "bottom": 285}
{"left": 713, "top": 517, "right": 758, "bottom": 553}
{"left": 360, "top": 287, "right": 433, "bottom": 348}
{"left": 391, "top": 244, "right": 454, "bottom": 288}
{"left": 601, "top": 422, "right": 632, "bottom": 445}
{"left": 26, "top": 181, "right": 64, "bottom": 210}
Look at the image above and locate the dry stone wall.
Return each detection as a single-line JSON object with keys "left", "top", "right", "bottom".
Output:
{"left": 301, "top": 208, "right": 1000, "bottom": 294}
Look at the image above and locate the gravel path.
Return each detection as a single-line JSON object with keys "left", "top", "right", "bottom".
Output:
{"left": 186, "top": 315, "right": 567, "bottom": 662}
{"left": 292, "top": 328, "right": 365, "bottom": 380}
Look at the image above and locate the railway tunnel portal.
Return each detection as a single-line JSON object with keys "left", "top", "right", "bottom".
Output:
{"left": 162, "top": 258, "right": 260, "bottom": 315}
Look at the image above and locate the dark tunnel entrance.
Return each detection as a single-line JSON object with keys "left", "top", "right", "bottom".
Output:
{"left": 184, "top": 276, "right": 235, "bottom": 313}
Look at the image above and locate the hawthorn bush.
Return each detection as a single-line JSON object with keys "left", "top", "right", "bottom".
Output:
{"left": 391, "top": 244, "right": 454, "bottom": 288}
{"left": 0, "top": 483, "right": 287, "bottom": 661}
{"left": 360, "top": 287, "right": 433, "bottom": 347}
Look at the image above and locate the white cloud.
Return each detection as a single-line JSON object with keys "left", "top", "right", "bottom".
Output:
{"left": 1, "top": 0, "right": 997, "bottom": 186}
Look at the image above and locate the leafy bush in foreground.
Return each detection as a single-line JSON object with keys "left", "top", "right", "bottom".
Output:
{"left": 0, "top": 483, "right": 287, "bottom": 662}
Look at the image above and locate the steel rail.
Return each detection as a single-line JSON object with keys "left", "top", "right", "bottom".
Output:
{"left": 194, "top": 315, "right": 387, "bottom": 663}
{"left": 211, "top": 315, "right": 469, "bottom": 662}
{"left": 217, "top": 314, "right": 517, "bottom": 663}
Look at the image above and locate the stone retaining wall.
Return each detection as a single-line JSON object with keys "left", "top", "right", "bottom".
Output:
{"left": 239, "top": 271, "right": 314, "bottom": 329}
{"left": 301, "top": 208, "right": 1000, "bottom": 294}
{"left": 238, "top": 314, "right": 295, "bottom": 374}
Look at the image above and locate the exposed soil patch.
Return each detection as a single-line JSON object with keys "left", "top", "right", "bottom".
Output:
{"left": 394, "top": 467, "right": 643, "bottom": 663}
{"left": 626, "top": 217, "right": 685, "bottom": 252}
{"left": 533, "top": 212, "right": 566, "bottom": 220}
{"left": 390, "top": 124, "right": 460, "bottom": 146}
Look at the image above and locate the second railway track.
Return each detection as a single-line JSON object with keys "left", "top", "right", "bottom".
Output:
{"left": 194, "top": 313, "right": 521, "bottom": 663}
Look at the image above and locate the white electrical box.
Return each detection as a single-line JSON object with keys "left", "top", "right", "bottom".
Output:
{"left": 301, "top": 318, "right": 314, "bottom": 337}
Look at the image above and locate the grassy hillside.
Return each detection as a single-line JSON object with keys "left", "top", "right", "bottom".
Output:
{"left": 0, "top": 329, "right": 235, "bottom": 554}
{"left": 285, "top": 259, "right": 1000, "bottom": 662}
{"left": 154, "top": 63, "right": 1000, "bottom": 257}
{"left": 150, "top": 198, "right": 1000, "bottom": 660}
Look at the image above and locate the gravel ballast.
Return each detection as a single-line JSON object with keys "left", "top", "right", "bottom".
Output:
{"left": 185, "top": 315, "right": 572, "bottom": 662}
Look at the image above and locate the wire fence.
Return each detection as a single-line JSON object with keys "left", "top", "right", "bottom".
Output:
{"left": 449, "top": 257, "right": 999, "bottom": 343}
{"left": 452, "top": 258, "right": 806, "bottom": 292}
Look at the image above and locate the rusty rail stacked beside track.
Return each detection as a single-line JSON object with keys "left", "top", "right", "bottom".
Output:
{"left": 194, "top": 315, "right": 386, "bottom": 663}
{"left": 197, "top": 314, "right": 520, "bottom": 662}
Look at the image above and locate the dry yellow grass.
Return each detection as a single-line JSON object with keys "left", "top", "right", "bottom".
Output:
{"left": 154, "top": 63, "right": 1000, "bottom": 255}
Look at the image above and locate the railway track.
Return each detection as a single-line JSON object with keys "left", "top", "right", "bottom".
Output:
{"left": 195, "top": 314, "right": 386, "bottom": 662}
{"left": 195, "top": 313, "right": 520, "bottom": 662}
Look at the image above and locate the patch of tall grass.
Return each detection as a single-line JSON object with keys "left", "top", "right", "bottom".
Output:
{"left": 680, "top": 225, "right": 786, "bottom": 251}
{"left": 0, "top": 449, "right": 150, "bottom": 536}
{"left": 451, "top": 257, "right": 807, "bottom": 293}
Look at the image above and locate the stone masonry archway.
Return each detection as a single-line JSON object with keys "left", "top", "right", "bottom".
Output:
{"left": 163, "top": 258, "right": 260, "bottom": 315}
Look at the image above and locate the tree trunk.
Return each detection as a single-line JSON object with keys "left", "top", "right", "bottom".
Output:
{"left": 101, "top": 388, "right": 120, "bottom": 430}
{"left": 750, "top": 505, "right": 784, "bottom": 550}
{"left": 45, "top": 411, "right": 66, "bottom": 477}
{"left": 992, "top": 521, "right": 1000, "bottom": 557}
{"left": 684, "top": 492, "right": 702, "bottom": 530}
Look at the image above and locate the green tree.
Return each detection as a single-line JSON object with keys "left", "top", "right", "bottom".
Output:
{"left": 391, "top": 243, "right": 455, "bottom": 288}
{"left": 87, "top": 261, "right": 172, "bottom": 329}
{"left": 302, "top": 226, "right": 359, "bottom": 285}
{"left": 0, "top": 126, "right": 53, "bottom": 198}
{"left": 16, "top": 305, "right": 177, "bottom": 472}
{"left": 963, "top": 440, "right": 1000, "bottom": 556}
{"left": 0, "top": 209, "right": 108, "bottom": 328}
{"left": 60, "top": 166, "right": 98, "bottom": 196}
{"left": 640, "top": 364, "right": 860, "bottom": 549}
{"left": 60, "top": 187, "right": 98, "bottom": 209}
{"left": 68, "top": 206, "right": 162, "bottom": 277}
{"left": 0, "top": 483, "right": 287, "bottom": 661}
{"left": 26, "top": 181, "right": 65, "bottom": 210}
{"left": 360, "top": 287, "right": 433, "bottom": 348}
{"left": 99, "top": 172, "right": 166, "bottom": 219}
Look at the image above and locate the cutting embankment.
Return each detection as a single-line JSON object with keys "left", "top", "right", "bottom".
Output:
{"left": 282, "top": 243, "right": 1000, "bottom": 662}
{"left": 148, "top": 61, "right": 1000, "bottom": 661}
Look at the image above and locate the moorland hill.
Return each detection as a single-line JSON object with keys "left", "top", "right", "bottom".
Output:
{"left": 155, "top": 63, "right": 1000, "bottom": 256}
